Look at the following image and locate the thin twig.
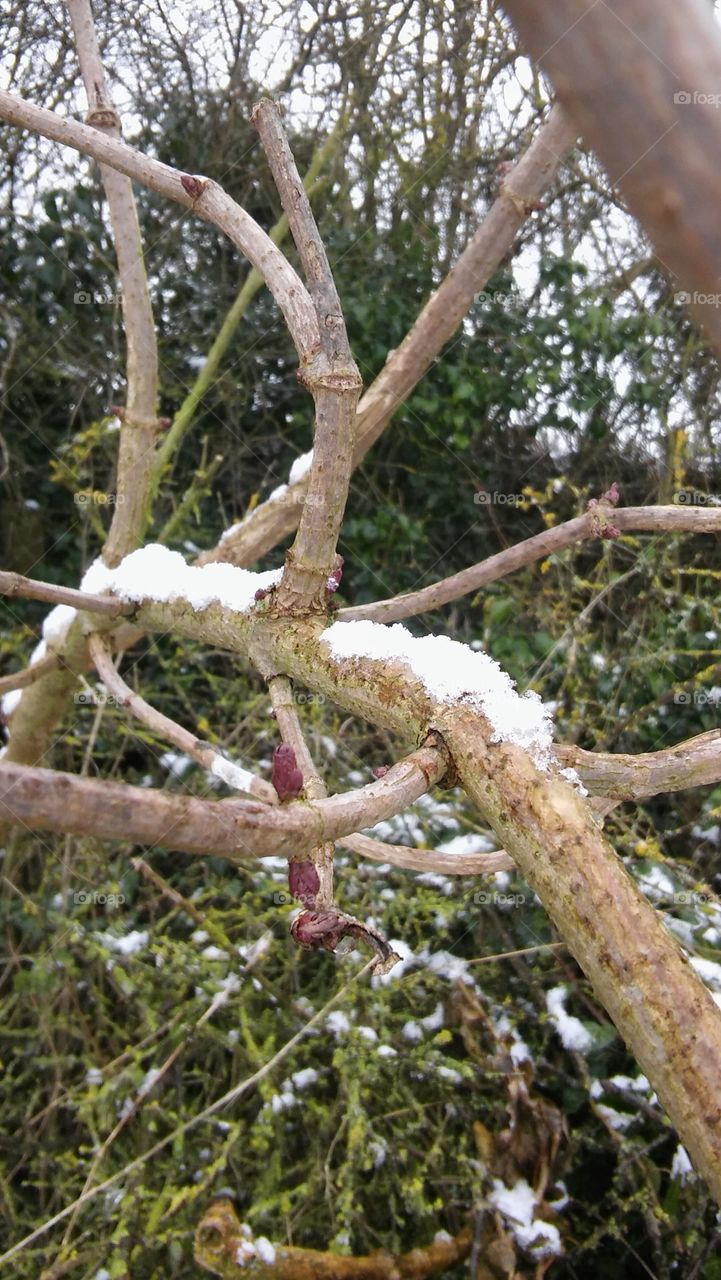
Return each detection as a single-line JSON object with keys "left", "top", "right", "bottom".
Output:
{"left": 88, "top": 633, "right": 276, "bottom": 802}
{"left": 0, "top": 570, "right": 128, "bottom": 617}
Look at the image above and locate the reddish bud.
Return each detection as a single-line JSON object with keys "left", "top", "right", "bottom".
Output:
{"left": 326, "top": 556, "right": 344, "bottom": 594}
{"left": 254, "top": 587, "right": 269, "bottom": 602}
{"left": 181, "top": 174, "right": 204, "bottom": 200}
{"left": 600, "top": 481, "right": 620, "bottom": 506}
{"left": 288, "top": 859, "right": 320, "bottom": 907}
{"left": 272, "top": 744, "right": 304, "bottom": 800}
{"left": 157, "top": 417, "right": 172, "bottom": 431}
{"left": 372, "top": 765, "right": 390, "bottom": 779}
{"left": 601, "top": 523, "right": 620, "bottom": 539}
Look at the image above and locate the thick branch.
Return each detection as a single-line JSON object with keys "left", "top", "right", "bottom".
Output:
{"left": 0, "top": 746, "right": 447, "bottom": 860}
{"left": 88, "top": 633, "right": 276, "bottom": 803}
{"left": 340, "top": 505, "right": 721, "bottom": 623}
{"left": 201, "top": 104, "right": 577, "bottom": 567}
{"left": 558, "top": 730, "right": 721, "bottom": 802}
{"left": 0, "top": 652, "right": 60, "bottom": 697}
{"left": 501, "top": 0, "right": 721, "bottom": 360}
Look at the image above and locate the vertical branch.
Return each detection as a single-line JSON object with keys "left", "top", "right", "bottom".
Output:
{"left": 66, "top": 0, "right": 159, "bottom": 564}
{"left": 252, "top": 99, "right": 362, "bottom": 611}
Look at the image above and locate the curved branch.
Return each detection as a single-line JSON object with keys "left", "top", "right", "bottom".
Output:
{"left": 88, "top": 633, "right": 276, "bottom": 803}
{"left": 0, "top": 652, "right": 60, "bottom": 697}
{"left": 0, "top": 89, "right": 319, "bottom": 359}
{"left": 338, "top": 830, "right": 515, "bottom": 875}
{"left": 67, "top": 0, "right": 159, "bottom": 563}
{"left": 0, "top": 745, "right": 448, "bottom": 860}
{"left": 339, "top": 505, "right": 721, "bottom": 624}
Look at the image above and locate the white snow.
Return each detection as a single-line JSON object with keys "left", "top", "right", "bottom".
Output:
{"left": 86, "top": 1067, "right": 103, "bottom": 1086}
{"left": 81, "top": 546, "right": 282, "bottom": 614}
{"left": 271, "top": 1090, "right": 297, "bottom": 1114}
{"left": 488, "top": 1179, "right": 563, "bottom": 1259}
{"left": 30, "top": 639, "right": 47, "bottom": 666}
{"left": 402, "top": 1020, "right": 423, "bottom": 1042}
{"left": 255, "top": 1238, "right": 277, "bottom": 1265}
{"left": 210, "top": 754, "right": 255, "bottom": 792}
{"left": 160, "top": 751, "right": 193, "bottom": 779}
{"left": 376, "top": 1044, "right": 397, "bottom": 1058}
{"left": 671, "top": 1144, "right": 696, "bottom": 1184}
{"left": 138, "top": 1067, "right": 161, "bottom": 1097}
{"left": 290, "top": 1068, "right": 319, "bottom": 1089}
{"left": 596, "top": 1103, "right": 634, "bottom": 1131}
{"left": 690, "top": 955, "right": 721, "bottom": 989}
{"left": 546, "top": 986, "right": 593, "bottom": 1053}
{"left": 325, "top": 1010, "right": 351, "bottom": 1036}
{"left": 288, "top": 449, "right": 314, "bottom": 485}
{"left": 437, "top": 832, "right": 496, "bottom": 856}
{"left": 42, "top": 603, "right": 77, "bottom": 646}
{"left": 321, "top": 620, "right": 554, "bottom": 766}
{"left": 356, "top": 1025, "right": 378, "bottom": 1042}
{"left": 201, "top": 945, "right": 227, "bottom": 960}
{"left": 1, "top": 689, "right": 21, "bottom": 718}
{"left": 96, "top": 929, "right": 149, "bottom": 956}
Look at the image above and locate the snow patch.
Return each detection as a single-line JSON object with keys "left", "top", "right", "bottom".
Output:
{"left": 42, "top": 604, "right": 77, "bottom": 646}
{"left": 321, "top": 620, "right": 554, "bottom": 766}
{"left": 546, "top": 986, "right": 593, "bottom": 1053}
{"left": 211, "top": 754, "right": 255, "bottom": 792}
{"left": 81, "top": 546, "right": 282, "bottom": 614}
{"left": 288, "top": 449, "right": 313, "bottom": 485}
{"left": 488, "top": 1179, "right": 563, "bottom": 1259}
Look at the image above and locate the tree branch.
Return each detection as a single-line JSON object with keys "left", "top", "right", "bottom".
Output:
{"left": 501, "top": 0, "right": 721, "bottom": 360}
{"left": 87, "top": 632, "right": 276, "bottom": 803}
{"left": 338, "top": 830, "right": 515, "bottom": 875}
{"left": 0, "top": 569, "right": 129, "bottom": 616}
{"left": 0, "top": 745, "right": 448, "bottom": 860}
{"left": 339, "top": 504, "right": 721, "bottom": 624}
{"left": 252, "top": 99, "right": 362, "bottom": 610}
{"left": 0, "top": 88, "right": 319, "bottom": 359}
{"left": 200, "top": 103, "right": 577, "bottom": 567}
{"left": 66, "top": 0, "right": 160, "bottom": 564}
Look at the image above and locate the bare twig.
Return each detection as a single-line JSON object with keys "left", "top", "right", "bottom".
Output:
{"left": 88, "top": 632, "right": 276, "bottom": 802}
{"left": 339, "top": 505, "right": 721, "bottom": 624}
{"left": 67, "top": 0, "right": 160, "bottom": 563}
{"left": 0, "top": 746, "right": 448, "bottom": 860}
{"left": 338, "top": 830, "right": 515, "bottom": 875}
{"left": 252, "top": 99, "right": 362, "bottom": 610}
{"left": 0, "top": 569, "right": 129, "bottom": 617}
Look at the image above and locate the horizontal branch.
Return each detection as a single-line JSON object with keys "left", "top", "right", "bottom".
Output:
{"left": 558, "top": 730, "right": 721, "bottom": 802}
{"left": 0, "top": 746, "right": 447, "bottom": 860}
{"left": 340, "top": 505, "right": 721, "bottom": 623}
{"left": 0, "top": 88, "right": 319, "bottom": 360}
{"left": 338, "top": 830, "right": 515, "bottom": 875}
{"left": 0, "top": 569, "right": 129, "bottom": 617}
